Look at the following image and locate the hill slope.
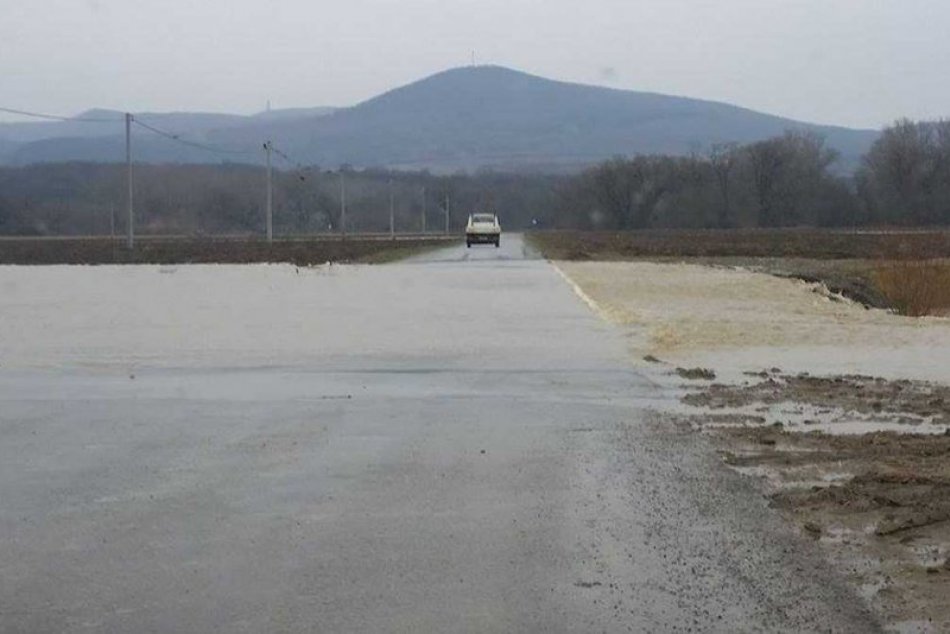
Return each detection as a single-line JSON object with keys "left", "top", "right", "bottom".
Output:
{"left": 6, "top": 66, "right": 877, "bottom": 171}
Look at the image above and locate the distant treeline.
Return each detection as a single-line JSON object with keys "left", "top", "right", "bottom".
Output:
{"left": 0, "top": 164, "right": 561, "bottom": 236}
{"left": 555, "top": 119, "right": 950, "bottom": 229}
{"left": 1, "top": 119, "right": 948, "bottom": 235}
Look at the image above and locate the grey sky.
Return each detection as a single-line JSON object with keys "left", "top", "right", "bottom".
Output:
{"left": 2, "top": 0, "right": 949, "bottom": 129}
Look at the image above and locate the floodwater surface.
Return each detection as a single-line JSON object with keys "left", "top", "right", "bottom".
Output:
{"left": 0, "top": 236, "right": 878, "bottom": 632}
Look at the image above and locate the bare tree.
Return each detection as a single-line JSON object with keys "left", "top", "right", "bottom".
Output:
{"left": 588, "top": 158, "right": 638, "bottom": 229}
{"left": 709, "top": 143, "right": 738, "bottom": 228}
{"left": 862, "top": 119, "right": 932, "bottom": 224}
{"left": 746, "top": 138, "right": 787, "bottom": 227}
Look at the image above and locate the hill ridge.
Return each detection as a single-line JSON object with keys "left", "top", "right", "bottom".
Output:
{"left": 2, "top": 65, "right": 878, "bottom": 171}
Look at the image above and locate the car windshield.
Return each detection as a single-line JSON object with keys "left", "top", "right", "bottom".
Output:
{"left": 472, "top": 214, "right": 495, "bottom": 223}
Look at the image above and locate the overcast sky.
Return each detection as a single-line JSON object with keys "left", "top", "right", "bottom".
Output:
{"left": 2, "top": 0, "right": 949, "bottom": 129}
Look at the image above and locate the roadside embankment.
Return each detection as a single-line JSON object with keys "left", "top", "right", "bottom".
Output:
{"left": 529, "top": 230, "right": 950, "bottom": 316}
{"left": 555, "top": 259, "right": 950, "bottom": 632}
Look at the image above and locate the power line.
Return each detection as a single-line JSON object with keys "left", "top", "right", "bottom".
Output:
{"left": 3, "top": 105, "right": 267, "bottom": 160}
{"left": 0, "top": 105, "right": 122, "bottom": 123}
{"left": 269, "top": 143, "right": 311, "bottom": 180}
{"left": 2, "top": 106, "right": 256, "bottom": 157}
{"left": 132, "top": 117, "right": 256, "bottom": 156}
{"left": 271, "top": 144, "right": 304, "bottom": 168}
{"left": 271, "top": 146, "right": 294, "bottom": 164}
{"left": 5, "top": 105, "right": 304, "bottom": 247}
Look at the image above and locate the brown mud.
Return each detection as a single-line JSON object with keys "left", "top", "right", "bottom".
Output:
{"left": 680, "top": 372, "right": 950, "bottom": 631}
{"left": 685, "top": 370, "right": 950, "bottom": 426}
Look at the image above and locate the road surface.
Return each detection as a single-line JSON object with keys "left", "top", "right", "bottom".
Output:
{"left": 0, "top": 235, "right": 878, "bottom": 632}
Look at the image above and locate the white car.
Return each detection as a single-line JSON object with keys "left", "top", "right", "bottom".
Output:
{"left": 466, "top": 213, "right": 501, "bottom": 248}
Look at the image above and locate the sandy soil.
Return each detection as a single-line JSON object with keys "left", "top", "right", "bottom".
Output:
{"left": 557, "top": 260, "right": 950, "bottom": 632}
{"left": 557, "top": 261, "right": 950, "bottom": 383}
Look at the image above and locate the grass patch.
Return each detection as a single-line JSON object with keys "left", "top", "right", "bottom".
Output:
{"left": 872, "top": 260, "right": 950, "bottom": 316}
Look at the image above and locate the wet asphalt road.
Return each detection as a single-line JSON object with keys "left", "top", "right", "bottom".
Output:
{"left": 0, "top": 235, "right": 878, "bottom": 632}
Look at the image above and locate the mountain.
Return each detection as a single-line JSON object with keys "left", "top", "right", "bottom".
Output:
{"left": 251, "top": 106, "right": 337, "bottom": 121}
{"left": 3, "top": 66, "right": 878, "bottom": 171}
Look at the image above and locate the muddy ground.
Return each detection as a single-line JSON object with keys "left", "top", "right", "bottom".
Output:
{"left": 0, "top": 235, "right": 458, "bottom": 265}
{"left": 678, "top": 370, "right": 950, "bottom": 632}
{"left": 555, "top": 256, "right": 950, "bottom": 629}
{"left": 685, "top": 370, "right": 950, "bottom": 427}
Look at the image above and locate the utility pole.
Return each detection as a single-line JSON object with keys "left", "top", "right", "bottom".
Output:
{"left": 389, "top": 179, "right": 395, "bottom": 240}
{"left": 110, "top": 203, "right": 115, "bottom": 239}
{"left": 125, "top": 113, "right": 134, "bottom": 249}
{"left": 421, "top": 186, "right": 427, "bottom": 234}
{"left": 444, "top": 194, "right": 450, "bottom": 234}
{"left": 264, "top": 141, "right": 273, "bottom": 242}
{"left": 340, "top": 170, "right": 346, "bottom": 237}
